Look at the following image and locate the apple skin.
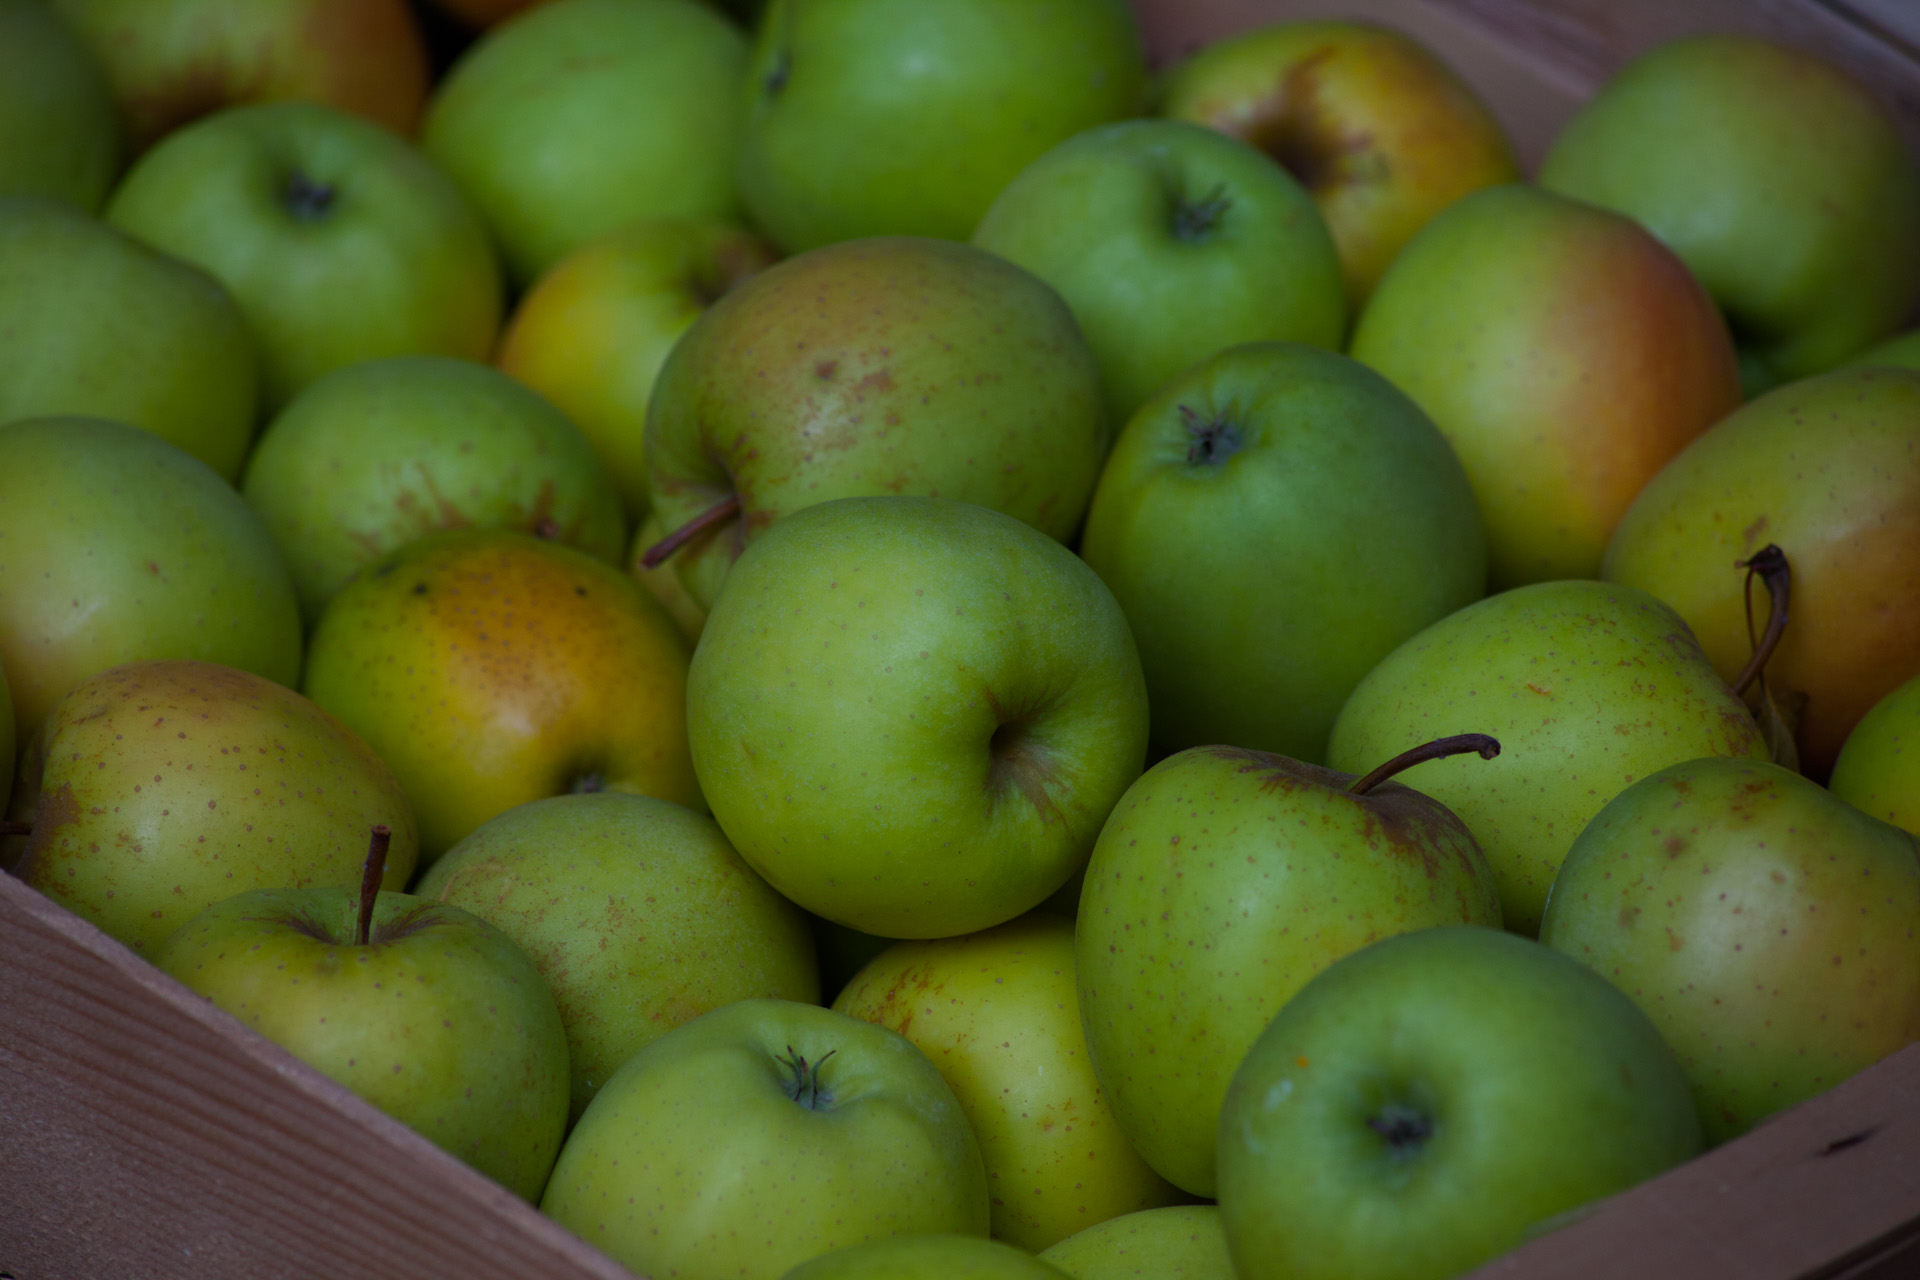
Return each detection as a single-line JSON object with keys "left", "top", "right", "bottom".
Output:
{"left": 107, "top": 101, "right": 502, "bottom": 412}
{"left": 628, "top": 511, "right": 708, "bottom": 645}
{"left": 1037, "top": 1205, "right": 1233, "bottom": 1280}
{"left": 1156, "top": 19, "right": 1518, "bottom": 309}
{"left": 1350, "top": 183, "right": 1741, "bottom": 589}
{"left": 1078, "top": 342, "right": 1484, "bottom": 764}
{"left": 154, "top": 884, "right": 569, "bottom": 1200}
{"left": 541, "top": 997, "right": 990, "bottom": 1280}
{"left": 302, "top": 528, "right": 699, "bottom": 863}
{"left": 240, "top": 355, "right": 626, "bottom": 625}
{"left": 12, "top": 660, "right": 417, "bottom": 956}
{"left": 784, "top": 1235, "right": 1071, "bottom": 1280}
{"left": 1541, "top": 757, "right": 1920, "bottom": 1144}
{"left": 0, "top": 197, "right": 258, "bottom": 481}
{"left": 1848, "top": 328, "right": 1920, "bottom": 372}
{"left": 687, "top": 496, "right": 1149, "bottom": 940}
{"left": 1830, "top": 674, "right": 1920, "bottom": 837}
{"left": 1602, "top": 366, "right": 1920, "bottom": 778}
{"left": 1538, "top": 35, "right": 1920, "bottom": 393}
{"left": 736, "top": 0, "right": 1145, "bottom": 253}
{"left": 423, "top": 0, "right": 748, "bottom": 286}
{"left": 1218, "top": 927, "right": 1700, "bottom": 1280}
{"left": 0, "top": 417, "right": 301, "bottom": 751}
{"left": 0, "top": 0, "right": 120, "bottom": 211}
{"left": 833, "top": 915, "right": 1181, "bottom": 1250}
{"left": 971, "top": 120, "right": 1345, "bottom": 426}
{"left": 1076, "top": 744, "right": 1502, "bottom": 1198}
{"left": 1326, "top": 580, "right": 1768, "bottom": 937}
{"left": 416, "top": 791, "right": 820, "bottom": 1120}
{"left": 646, "top": 237, "right": 1108, "bottom": 612}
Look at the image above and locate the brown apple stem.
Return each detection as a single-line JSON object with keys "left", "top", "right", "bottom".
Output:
{"left": 0, "top": 820, "right": 29, "bottom": 837}
{"left": 640, "top": 493, "right": 741, "bottom": 569}
{"left": 532, "top": 517, "right": 561, "bottom": 541}
{"left": 1731, "top": 545, "right": 1791, "bottom": 697}
{"left": 1348, "top": 734, "right": 1501, "bottom": 797}
{"left": 355, "top": 825, "right": 392, "bottom": 948}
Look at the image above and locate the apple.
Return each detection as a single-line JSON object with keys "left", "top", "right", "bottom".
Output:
{"left": 0, "top": 197, "right": 257, "bottom": 480}
{"left": 153, "top": 827, "right": 570, "bottom": 1200}
{"left": 1037, "top": 1206, "right": 1232, "bottom": 1280}
{"left": 687, "top": 496, "right": 1149, "bottom": 939}
{"left": 0, "top": 0, "right": 120, "bottom": 211}
{"left": 1076, "top": 342, "right": 1484, "bottom": 763}
{"left": 1217, "top": 927, "right": 1701, "bottom": 1280}
{"left": 540, "top": 997, "right": 990, "bottom": 1280}
{"left": 1349, "top": 183, "right": 1741, "bottom": 588}
{"left": 784, "top": 1236, "right": 1072, "bottom": 1280}
{"left": 1538, "top": 34, "right": 1920, "bottom": 394}
{"left": 971, "top": 120, "right": 1346, "bottom": 425}
{"left": 240, "top": 355, "right": 626, "bottom": 625}
{"left": 106, "top": 100, "right": 502, "bottom": 412}
{"left": 735, "top": 0, "right": 1146, "bottom": 252}
{"left": 423, "top": 0, "right": 749, "bottom": 285}
{"left": 1848, "top": 328, "right": 1920, "bottom": 372}
{"left": 628, "top": 511, "right": 709, "bottom": 645}
{"left": 1156, "top": 18, "right": 1519, "bottom": 309}
{"left": 1829, "top": 673, "right": 1920, "bottom": 836}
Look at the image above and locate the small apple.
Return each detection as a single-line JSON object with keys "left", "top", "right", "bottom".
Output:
{"left": 0, "top": 0, "right": 120, "bottom": 211}
{"left": 784, "top": 1235, "right": 1071, "bottom": 1280}
{"left": 1037, "top": 1205, "right": 1232, "bottom": 1280}
{"left": 1829, "top": 674, "right": 1920, "bottom": 837}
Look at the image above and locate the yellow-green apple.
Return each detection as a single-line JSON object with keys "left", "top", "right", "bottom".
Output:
{"left": 423, "top": 0, "right": 748, "bottom": 285}
{"left": 541, "top": 998, "right": 989, "bottom": 1279}
{"left": 736, "top": 0, "right": 1145, "bottom": 252}
{"left": 0, "top": 0, "right": 120, "bottom": 210}
{"left": 0, "top": 418, "right": 300, "bottom": 752}
{"left": 1038, "top": 1206, "right": 1232, "bottom": 1280}
{"left": 1830, "top": 674, "right": 1920, "bottom": 836}
{"left": 1602, "top": 366, "right": 1920, "bottom": 777}
{"left": 302, "top": 528, "right": 699, "bottom": 863}
{"left": 834, "top": 915, "right": 1181, "bottom": 1250}
{"left": 1350, "top": 183, "right": 1741, "bottom": 588}
{"left": 628, "top": 512, "right": 708, "bottom": 645}
{"left": 48, "top": 0, "right": 429, "bottom": 151}
{"left": 495, "top": 218, "right": 779, "bottom": 519}
{"left": 644, "top": 237, "right": 1107, "bottom": 611}
{"left": 1217, "top": 928, "right": 1700, "bottom": 1280}
{"left": 1848, "top": 329, "right": 1920, "bottom": 372}
{"left": 240, "top": 355, "right": 625, "bottom": 625}
{"left": 1539, "top": 35, "right": 1920, "bottom": 395}
{"left": 1076, "top": 735, "right": 1503, "bottom": 1197}
{"left": 785, "top": 1236, "right": 1071, "bottom": 1280}
{"left": 1077, "top": 343, "right": 1484, "bottom": 763}
{"left": 1327, "top": 581, "right": 1769, "bottom": 937}
{"left": 687, "top": 497, "right": 1148, "bottom": 939}
{"left": 106, "top": 101, "right": 501, "bottom": 412}
{"left": 1156, "top": 19, "right": 1518, "bottom": 309}
{"left": 154, "top": 828, "right": 568, "bottom": 1199}
{"left": 0, "top": 197, "right": 257, "bottom": 480}
{"left": 972, "top": 121, "right": 1345, "bottom": 425}
{"left": 12, "top": 660, "right": 417, "bottom": 956}
{"left": 417, "top": 791, "right": 819, "bottom": 1120}
{"left": 1541, "top": 757, "right": 1920, "bottom": 1143}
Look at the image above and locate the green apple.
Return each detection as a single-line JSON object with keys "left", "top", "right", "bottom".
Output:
{"left": 971, "top": 120, "right": 1345, "bottom": 425}
{"left": 736, "top": 0, "right": 1145, "bottom": 252}
{"left": 1602, "top": 366, "right": 1920, "bottom": 777}
{"left": 1218, "top": 927, "right": 1700, "bottom": 1280}
{"left": 1156, "top": 20, "right": 1517, "bottom": 310}
{"left": 785, "top": 1236, "right": 1070, "bottom": 1280}
{"left": 1326, "top": 579, "right": 1769, "bottom": 937}
{"left": 687, "top": 496, "right": 1148, "bottom": 939}
{"left": 107, "top": 100, "right": 502, "bottom": 412}
{"left": 1076, "top": 736, "right": 1503, "bottom": 1197}
{"left": 0, "top": 197, "right": 257, "bottom": 480}
{"left": 834, "top": 915, "right": 1181, "bottom": 1250}
{"left": 0, "top": 417, "right": 300, "bottom": 751}
{"left": 240, "top": 354, "right": 626, "bottom": 624}
{"left": 0, "top": 0, "right": 120, "bottom": 210}
{"left": 1830, "top": 674, "right": 1920, "bottom": 836}
{"left": 416, "top": 791, "right": 819, "bottom": 1120}
{"left": 12, "top": 660, "right": 417, "bottom": 956}
{"left": 1847, "top": 328, "right": 1920, "bottom": 372}
{"left": 1038, "top": 1206, "right": 1232, "bottom": 1280}
{"left": 1077, "top": 342, "right": 1484, "bottom": 763}
{"left": 423, "top": 0, "right": 748, "bottom": 285}
{"left": 1538, "top": 35, "right": 1920, "bottom": 394}
{"left": 629, "top": 511, "right": 709, "bottom": 645}
{"left": 153, "top": 830, "right": 569, "bottom": 1200}
{"left": 541, "top": 997, "right": 990, "bottom": 1280}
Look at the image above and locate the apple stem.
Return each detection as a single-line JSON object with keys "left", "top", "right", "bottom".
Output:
{"left": 641, "top": 493, "right": 741, "bottom": 569}
{"left": 1348, "top": 734, "right": 1500, "bottom": 796}
{"left": 778, "top": 1046, "right": 837, "bottom": 1111}
{"left": 355, "top": 825, "right": 392, "bottom": 948}
{"left": 1731, "top": 544, "right": 1791, "bottom": 697}
{"left": 0, "top": 820, "right": 30, "bottom": 837}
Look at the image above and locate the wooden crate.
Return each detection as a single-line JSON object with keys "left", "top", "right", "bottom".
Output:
{"left": 6, "top": 2, "right": 1920, "bottom": 1277}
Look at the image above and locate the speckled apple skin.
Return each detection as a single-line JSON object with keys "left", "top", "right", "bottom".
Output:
{"left": 1541, "top": 756, "right": 1920, "bottom": 1144}
{"left": 1075, "top": 745, "right": 1502, "bottom": 1198}
{"left": 1831, "top": 673, "right": 1920, "bottom": 837}
{"left": 785, "top": 1234, "right": 1073, "bottom": 1280}
{"left": 1038, "top": 1205, "right": 1233, "bottom": 1280}
{"left": 1327, "top": 579, "right": 1768, "bottom": 937}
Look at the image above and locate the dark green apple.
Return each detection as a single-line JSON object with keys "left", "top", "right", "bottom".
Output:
{"left": 0, "top": 0, "right": 120, "bottom": 210}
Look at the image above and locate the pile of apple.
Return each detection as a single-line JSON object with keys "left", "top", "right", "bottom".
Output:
{"left": 4, "top": 0, "right": 1920, "bottom": 1278}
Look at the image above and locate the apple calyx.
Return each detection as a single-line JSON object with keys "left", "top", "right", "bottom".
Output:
{"left": 1171, "top": 183, "right": 1233, "bottom": 242}
{"left": 1730, "top": 544, "right": 1791, "bottom": 697}
{"left": 1180, "top": 404, "right": 1244, "bottom": 466}
{"left": 1347, "top": 733, "right": 1501, "bottom": 797}
{"left": 571, "top": 772, "right": 606, "bottom": 794}
{"left": 1367, "top": 1100, "right": 1435, "bottom": 1157}
{"left": 355, "top": 824, "right": 393, "bottom": 948}
{"left": 778, "top": 1046, "right": 837, "bottom": 1111}
{"left": 641, "top": 492, "right": 742, "bottom": 569}
{"left": 283, "top": 173, "right": 338, "bottom": 222}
